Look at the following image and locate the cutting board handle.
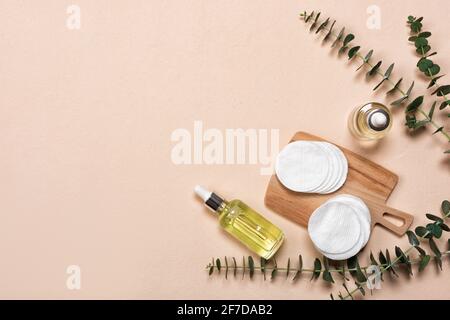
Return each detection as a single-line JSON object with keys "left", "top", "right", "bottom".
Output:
{"left": 369, "top": 201, "right": 414, "bottom": 236}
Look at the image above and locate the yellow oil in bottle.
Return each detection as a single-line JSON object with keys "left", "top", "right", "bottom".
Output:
{"left": 348, "top": 102, "right": 392, "bottom": 140}
{"left": 195, "top": 186, "right": 284, "bottom": 259}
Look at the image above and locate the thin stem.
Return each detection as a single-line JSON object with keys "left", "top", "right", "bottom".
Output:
{"left": 299, "top": 12, "right": 450, "bottom": 143}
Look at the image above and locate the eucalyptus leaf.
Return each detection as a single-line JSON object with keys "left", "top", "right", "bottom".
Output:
{"left": 305, "top": 11, "right": 314, "bottom": 23}
{"left": 425, "top": 64, "right": 441, "bottom": 77}
{"left": 260, "top": 257, "right": 266, "bottom": 280}
{"left": 286, "top": 257, "right": 290, "bottom": 279}
{"left": 427, "top": 75, "right": 445, "bottom": 89}
{"left": 270, "top": 258, "right": 277, "bottom": 280}
{"left": 369, "top": 251, "right": 378, "bottom": 266}
{"left": 418, "top": 255, "right": 431, "bottom": 272}
{"left": 209, "top": 264, "right": 214, "bottom": 275}
{"left": 373, "top": 79, "right": 386, "bottom": 91}
{"left": 387, "top": 78, "right": 403, "bottom": 95}
{"left": 408, "top": 36, "right": 417, "bottom": 42}
{"left": 429, "top": 238, "right": 441, "bottom": 258}
{"left": 292, "top": 254, "right": 303, "bottom": 281}
{"left": 356, "top": 49, "right": 373, "bottom": 71}
{"left": 418, "top": 31, "right": 432, "bottom": 38}
{"left": 316, "top": 18, "right": 330, "bottom": 34}
{"left": 414, "top": 37, "right": 428, "bottom": 48}
{"left": 415, "top": 246, "right": 426, "bottom": 257}
{"left": 233, "top": 257, "right": 237, "bottom": 277}
{"left": 428, "top": 101, "right": 437, "bottom": 119}
{"left": 433, "top": 127, "right": 444, "bottom": 135}
{"left": 426, "top": 223, "right": 442, "bottom": 238}
{"left": 348, "top": 46, "right": 361, "bottom": 60}
{"left": 385, "top": 63, "right": 395, "bottom": 79}
{"left": 440, "top": 101, "right": 449, "bottom": 110}
{"left": 431, "top": 85, "right": 450, "bottom": 96}
{"left": 442, "top": 200, "right": 450, "bottom": 215}
{"left": 406, "top": 230, "right": 420, "bottom": 246}
{"left": 426, "top": 213, "right": 443, "bottom": 223}
{"left": 225, "top": 256, "right": 229, "bottom": 279}
{"left": 440, "top": 223, "right": 450, "bottom": 232}
{"left": 323, "top": 20, "right": 336, "bottom": 42}
{"left": 435, "top": 256, "right": 443, "bottom": 271}
{"left": 323, "top": 270, "right": 334, "bottom": 283}
{"left": 417, "top": 59, "right": 433, "bottom": 72}
{"left": 415, "top": 226, "right": 430, "bottom": 238}
{"left": 332, "top": 27, "right": 345, "bottom": 47}
{"left": 367, "top": 61, "right": 382, "bottom": 77}
{"left": 343, "top": 34, "right": 355, "bottom": 47}
{"left": 216, "top": 258, "right": 221, "bottom": 272}
{"left": 311, "top": 258, "right": 322, "bottom": 281}
{"left": 406, "top": 96, "right": 424, "bottom": 113}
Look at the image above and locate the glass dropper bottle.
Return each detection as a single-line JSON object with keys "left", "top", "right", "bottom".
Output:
{"left": 195, "top": 186, "right": 284, "bottom": 259}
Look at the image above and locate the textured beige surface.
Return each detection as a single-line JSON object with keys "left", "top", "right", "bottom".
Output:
{"left": 0, "top": 0, "right": 449, "bottom": 299}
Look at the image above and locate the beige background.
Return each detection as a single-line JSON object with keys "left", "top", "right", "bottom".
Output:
{"left": 0, "top": 0, "right": 449, "bottom": 299}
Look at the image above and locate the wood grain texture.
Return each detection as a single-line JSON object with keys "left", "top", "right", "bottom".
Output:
{"left": 264, "top": 132, "right": 414, "bottom": 236}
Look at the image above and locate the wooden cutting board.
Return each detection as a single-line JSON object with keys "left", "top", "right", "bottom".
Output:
{"left": 265, "top": 132, "right": 414, "bottom": 236}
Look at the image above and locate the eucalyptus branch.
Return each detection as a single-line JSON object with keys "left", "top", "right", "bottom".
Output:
{"left": 407, "top": 16, "right": 450, "bottom": 112}
{"left": 205, "top": 200, "right": 450, "bottom": 301}
{"left": 299, "top": 11, "right": 450, "bottom": 153}
{"left": 338, "top": 200, "right": 450, "bottom": 300}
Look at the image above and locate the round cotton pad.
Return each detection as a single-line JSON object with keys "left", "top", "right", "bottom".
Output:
{"left": 275, "top": 141, "right": 330, "bottom": 192}
{"left": 314, "top": 142, "right": 342, "bottom": 194}
{"left": 324, "top": 144, "right": 348, "bottom": 194}
{"left": 326, "top": 195, "right": 371, "bottom": 247}
{"left": 308, "top": 201, "right": 361, "bottom": 254}
{"left": 322, "top": 227, "right": 365, "bottom": 261}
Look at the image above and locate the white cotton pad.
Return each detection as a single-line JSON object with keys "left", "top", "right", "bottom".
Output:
{"left": 323, "top": 143, "right": 348, "bottom": 194}
{"left": 275, "top": 141, "right": 330, "bottom": 192}
{"left": 325, "top": 194, "right": 371, "bottom": 247}
{"left": 308, "top": 201, "right": 361, "bottom": 254}
{"left": 322, "top": 226, "right": 365, "bottom": 261}
{"left": 314, "top": 142, "right": 342, "bottom": 194}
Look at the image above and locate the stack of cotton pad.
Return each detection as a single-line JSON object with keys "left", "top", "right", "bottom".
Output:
{"left": 308, "top": 195, "right": 371, "bottom": 260}
{"left": 275, "top": 141, "right": 348, "bottom": 194}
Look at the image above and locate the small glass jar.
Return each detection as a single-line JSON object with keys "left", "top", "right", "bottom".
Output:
{"left": 348, "top": 102, "right": 392, "bottom": 140}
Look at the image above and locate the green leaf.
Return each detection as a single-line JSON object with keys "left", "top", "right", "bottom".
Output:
{"left": 309, "top": 12, "right": 321, "bottom": 31}
{"left": 311, "top": 258, "right": 322, "bottom": 281}
{"left": 417, "top": 59, "right": 433, "bottom": 72}
{"left": 415, "top": 37, "right": 428, "bottom": 48}
{"left": 367, "top": 61, "right": 382, "bottom": 77}
{"left": 208, "top": 264, "right": 214, "bottom": 275}
{"left": 407, "top": 15, "right": 415, "bottom": 23}
{"left": 322, "top": 270, "right": 334, "bottom": 283}
{"left": 385, "top": 63, "right": 395, "bottom": 79}
{"left": 232, "top": 257, "right": 237, "bottom": 277}
{"left": 429, "top": 238, "right": 441, "bottom": 258}
{"left": 405, "top": 114, "right": 417, "bottom": 129}
{"left": 260, "top": 257, "right": 266, "bottom": 280}
{"left": 433, "top": 127, "right": 444, "bottom": 135}
{"left": 225, "top": 256, "right": 229, "bottom": 279}
{"left": 427, "top": 223, "right": 442, "bottom": 238}
{"left": 242, "top": 256, "right": 245, "bottom": 279}
{"left": 415, "top": 226, "right": 430, "bottom": 238}
{"left": 408, "top": 36, "right": 417, "bottom": 42}
{"left": 406, "top": 96, "right": 424, "bottom": 113}
{"left": 440, "top": 101, "right": 450, "bottom": 110}
{"left": 427, "top": 75, "right": 445, "bottom": 89}
{"left": 385, "top": 250, "right": 398, "bottom": 277}
{"left": 411, "top": 21, "right": 423, "bottom": 33}
{"left": 305, "top": 11, "right": 314, "bottom": 23}
{"left": 286, "top": 257, "right": 290, "bottom": 278}
{"left": 348, "top": 46, "right": 361, "bottom": 60}
{"left": 387, "top": 78, "right": 403, "bottom": 95}
{"left": 270, "top": 258, "right": 277, "bottom": 280}
{"left": 415, "top": 246, "right": 426, "bottom": 256}
{"left": 431, "top": 85, "right": 450, "bottom": 96}
{"left": 445, "top": 149, "right": 450, "bottom": 154}
{"left": 373, "top": 79, "right": 386, "bottom": 91}
{"left": 426, "top": 213, "right": 443, "bottom": 223}
{"left": 356, "top": 50, "right": 374, "bottom": 71}
{"left": 248, "top": 256, "right": 255, "bottom": 279}
{"left": 315, "top": 17, "right": 330, "bottom": 34}
{"left": 418, "top": 31, "right": 432, "bottom": 38}
{"left": 442, "top": 200, "right": 450, "bottom": 215}
{"left": 379, "top": 251, "right": 387, "bottom": 265}
{"left": 435, "top": 256, "right": 443, "bottom": 271}
{"left": 369, "top": 251, "right": 378, "bottom": 265}
{"left": 440, "top": 223, "right": 450, "bottom": 232}
{"left": 428, "top": 101, "right": 437, "bottom": 119}
{"left": 395, "top": 246, "right": 412, "bottom": 275}
{"left": 418, "top": 255, "right": 431, "bottom": 272}
{"left": 406, "top": 81, "right": 415, "bottom": 96}
{"left": 292, "top": 254, "right": 303, "bottom": 281}
{"left": 425, "top": 64, "right": 440, "bottom": 77}
{"left": 323, "top": 20, "right": 336, "bottom": 42}
{"left": 406, "top": 230, "right": 420, "bottom": 246}
{"left": 332, "top": 27, "right": 345, "bottom": 48}
{"left": 343, "top": 34, "right": 355, "bottom": 47}
{"left": 216, "top": 258, "right": 221, "bottom": 272}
